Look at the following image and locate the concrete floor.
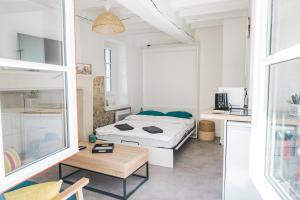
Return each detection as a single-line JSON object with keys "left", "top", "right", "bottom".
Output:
{"left": 33, "top": 138, "right": 223, "bottom": 200}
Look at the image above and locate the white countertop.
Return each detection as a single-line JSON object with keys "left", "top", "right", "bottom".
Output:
{"left": 200, "top": 111, "right": 251, "bottom": 122}
{"left": 200, "top": 110, "right": 300, "bottom": 126}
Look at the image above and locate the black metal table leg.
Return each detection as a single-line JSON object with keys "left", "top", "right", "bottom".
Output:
{"left": 59, "top": 163, "right": 62, "bottom": 179}
{"left": 59, "top": 162, "right": 149, "bottom": 200}
{"left": 123, "top": 178, "right": 127, "bottom": 200}
{"left": 146, "top": 162, "right": 149, "bottom": 180}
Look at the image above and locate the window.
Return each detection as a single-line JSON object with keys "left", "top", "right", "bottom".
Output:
{"left": 250, "top": 0, "right": 300, "bottom": 199}
{"left": 1, "top": 69, "right": 67, "bottom": 174}
{"left": 266, "top": 59, "right": 300, "bottom": 199}
{"left": 103, "top": 42, "right": 129, "bottom": 110}
{"left": 104, "top": 48, "right": 112, "bottom": 92}
{"left": 269, "top": 0, "right": 300, "bottom": 53}
{"left": 0, "top": 0, "right": 77, "bottom": 192}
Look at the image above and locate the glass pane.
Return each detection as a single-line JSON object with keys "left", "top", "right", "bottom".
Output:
{"left": 106, "top": 78, "right": 111, "bottom": 92}
{"left": 1, "top": 67, "right": 67, "bottom": 175}
{"left": 104, "top": 49, "right": 111, "bottom": 63}
{"left": 105, "top": 63, "right": 111, "bottom": 78}
{"left": 0, "top": 0, "right": 65, "bottom": 65}
{"left": 266, "top": 58, "right": 300, "bottom": 199}
{"left": 270, "top": 0, "right": 300, "bottom": 53}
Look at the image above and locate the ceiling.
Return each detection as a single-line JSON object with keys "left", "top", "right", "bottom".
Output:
{"left": 171, "top": 0, "right": 250, "bottom": 29}
{"left": 0, "top": 0, "right": 250, "bottom": 43}
{"left": 75, "top": 0, "right": 250, "bottom": 43}
{"left": 75, "top": 0, "right": 167, "bottom": 36}
{"left": 75, "top": 0, "right": 180, "bottom": 45}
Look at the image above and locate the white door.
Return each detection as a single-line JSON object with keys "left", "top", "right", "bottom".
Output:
{"left": 250, "top": 0, "right": 300, "bottom": 199}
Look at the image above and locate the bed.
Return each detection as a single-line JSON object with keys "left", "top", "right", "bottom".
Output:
{"left": 95, "top": 112, "right": 196, "bottom": 168}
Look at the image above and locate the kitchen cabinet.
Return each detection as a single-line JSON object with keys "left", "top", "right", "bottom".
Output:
{"left": 224, "top": 121, "right": 261, "bottom": 200}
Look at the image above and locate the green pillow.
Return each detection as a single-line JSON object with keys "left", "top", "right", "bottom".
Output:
{"left": 165, "top": 111, "right": 193, "bottom": 119}
{"left": 137, "top": 110, "right": 165, "bottom": 116}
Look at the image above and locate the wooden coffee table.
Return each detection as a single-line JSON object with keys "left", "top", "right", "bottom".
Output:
{"left": 59, "top": 141, "right": 149, "bottom": 200}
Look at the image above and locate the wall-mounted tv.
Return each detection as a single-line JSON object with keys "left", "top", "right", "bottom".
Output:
{"left": 18, "top": 33, "right": 63, "bottom": 65}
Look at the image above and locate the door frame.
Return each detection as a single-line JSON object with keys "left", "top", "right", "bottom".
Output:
{"left": 0, "top": 0, "right": 78, "bottom": 192}
{"left": 249, "top": 0, "right": 300, "bottom": 199}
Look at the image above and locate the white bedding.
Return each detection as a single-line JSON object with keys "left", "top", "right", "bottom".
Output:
{"left": 95, "top": 115, "right": 195, "bottom": 148}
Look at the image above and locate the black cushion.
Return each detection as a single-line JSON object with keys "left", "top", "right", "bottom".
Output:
{"left": 115, "top": 123, "right": 134, "bottom": 131}
{"left": 143, "top": 126, "right": 163, "bottom": 134}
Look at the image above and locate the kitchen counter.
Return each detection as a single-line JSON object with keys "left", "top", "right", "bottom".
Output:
{"left": 2, "top": 107, "right": 63, "bottom": 114}
{"left": 200, "top": 110, "right": 251, "bottom": 146}
{"left": 200, "top": 111, "right": 251, "bottom": 122}
{"left": 200, "top": 111, "right": 300, "bottom": 125}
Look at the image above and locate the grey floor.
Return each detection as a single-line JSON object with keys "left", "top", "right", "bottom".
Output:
{"left": 33, "top": 138, "right": 223, "bottom": 200}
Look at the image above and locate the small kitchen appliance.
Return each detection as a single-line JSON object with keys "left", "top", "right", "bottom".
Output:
{"left": 215, "top": 92, "right": 229, "bottom": 111}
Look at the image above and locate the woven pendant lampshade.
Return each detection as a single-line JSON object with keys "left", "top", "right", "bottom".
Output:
{"left": 92, "top": 11, "right": 125, "bottom": 35}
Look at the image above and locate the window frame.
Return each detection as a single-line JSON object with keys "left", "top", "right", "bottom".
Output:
{"left": 0, "top": 0, "right": 78, "bottom": 192}
{"left": 104, "top": 47, "right": 112, "bottom": 93}
{"left": 250, "top": 0, "right": 300, "bottom": 199}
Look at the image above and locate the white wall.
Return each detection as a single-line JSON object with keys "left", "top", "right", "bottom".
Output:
{"left": 75, "top": 18, "right": 105, "bottom": 77}
{"left": 194, "top": 27, "right": 223, "bottom": 113}
{"left": 126, "top": 37, "right": 143, "bottom": 113}
{"left": 194, "top": 26, "right": 223, "bottom": 137}
{"left": 142, "top": 45, "right": 198, "bottom": 115}
{"left": 76, "top": 18, "right": 143, "bottom": 112}
{"left": 194, "top": 19, "right": 249, "bottom": 137}
{"left": 222, "top": 17, "right": 249, "bottom": 87}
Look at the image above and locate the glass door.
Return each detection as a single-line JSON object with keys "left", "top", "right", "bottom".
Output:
{"left": 250, "top": 0, "right": 300, "bottom": 199}
{"left": 0, "top": 0, "right": 78, "bottom": 192}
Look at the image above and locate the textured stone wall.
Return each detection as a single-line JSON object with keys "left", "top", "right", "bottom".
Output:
{"left": 93, "top": 76, "right": 115, "bottom": 130}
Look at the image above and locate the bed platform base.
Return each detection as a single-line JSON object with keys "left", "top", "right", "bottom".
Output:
{"left": 98, "top": 127, "right": 196, "bottom": 168}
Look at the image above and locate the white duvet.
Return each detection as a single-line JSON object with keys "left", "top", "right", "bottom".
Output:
{"left": 95, "top": 115, "right": 194, "bottom": 142}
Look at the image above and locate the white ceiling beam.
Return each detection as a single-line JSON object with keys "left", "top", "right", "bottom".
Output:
{"left": 128, "top": 32, "right": 169, "bottom": 39}
{"left": 122, "top": 17, "right": 147, "bottom": 25}
{"left": 171, "top": 0, "right": 234, "bottom": 11}
{"left": 113, "top": 0, "right": 193, "bottom": 43}
{"left": 190, "top": 20, "right": 223, "bottom": 29}
{"left": 186, "top": 9, "right": 249, "bottom": 24}
{"left": 125, "top": 23, "right": 155, "bottom": 31}
{"left": 179, "top": 0, "right": 249, "bottom": 18}
{"left": 122, "top": 29, "right": 162, "bottom": 35}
